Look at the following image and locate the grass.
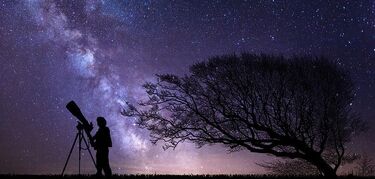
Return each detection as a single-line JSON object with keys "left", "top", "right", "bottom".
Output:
{"left": 0, "top": 174, "right": 374, "bottom": 179}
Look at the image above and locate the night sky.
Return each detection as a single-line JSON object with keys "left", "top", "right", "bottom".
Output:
{"left": 0, "top": 0, "right": 374, "bottom": 175}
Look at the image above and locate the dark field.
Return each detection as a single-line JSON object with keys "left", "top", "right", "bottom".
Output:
{"left": 0, "top": 175, "right": 374, "bottom": 179}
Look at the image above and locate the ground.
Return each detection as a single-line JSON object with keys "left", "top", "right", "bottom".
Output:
{"left": 0, "top": 175, "right": 373, "bottom": 179}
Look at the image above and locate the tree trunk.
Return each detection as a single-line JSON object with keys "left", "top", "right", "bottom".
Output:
{"left": 308, "top": 155, "right": 337, "bottom": 177}
{"left": 316, "top": 161, "right": 336, "bottom": 177}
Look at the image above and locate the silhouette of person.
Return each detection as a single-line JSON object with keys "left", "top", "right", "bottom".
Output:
{"left": 93, "top": 117, "right": 112, "bottom": 177}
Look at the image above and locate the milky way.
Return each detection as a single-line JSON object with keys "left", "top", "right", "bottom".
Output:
{"left": 0, "top": 0, "right": 374, "bottom": 175}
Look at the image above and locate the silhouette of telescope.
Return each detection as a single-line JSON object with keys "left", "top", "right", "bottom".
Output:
{"left": 66, "top": 100, "right": 94, "bottom": 146}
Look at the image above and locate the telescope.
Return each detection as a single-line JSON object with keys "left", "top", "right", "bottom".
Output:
{"left": 66, "top": 100, "right": 94, "bottom": 146}
{"left": 62, "top": 100, "right": 96, "bottom": 175}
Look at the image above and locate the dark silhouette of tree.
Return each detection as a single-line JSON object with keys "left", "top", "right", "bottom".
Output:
{"left": 123, "top": 54, "right": 365, "bottom": 177}
{"left": 355, "top": 153, "right": 374, "bottom": 176}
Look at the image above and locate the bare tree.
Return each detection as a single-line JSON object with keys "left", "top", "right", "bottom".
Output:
{"left": 355, "top": 153, "right": 374, "bottom": 176}
{"left": 123, "top": 54, "right": 364, "bottom": 177}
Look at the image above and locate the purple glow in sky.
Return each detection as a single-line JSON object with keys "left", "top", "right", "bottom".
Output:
{"left": 0, "top": 0, "right": 374, "bottom": 175}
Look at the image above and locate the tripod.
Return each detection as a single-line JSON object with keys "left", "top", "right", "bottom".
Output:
{"left": 61, "top": 123, "right": 96, "bottom": 175}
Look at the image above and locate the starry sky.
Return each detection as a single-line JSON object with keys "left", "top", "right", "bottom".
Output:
{"left": 0, "top": 0, "right": 374, "bottom": 175}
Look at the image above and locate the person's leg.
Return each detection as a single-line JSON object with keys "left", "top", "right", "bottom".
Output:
{"left": 103, "top": 149, "right": 112, "bottom": 177}
{"left": 96, "top": 150, "right": 103, "bottom": 176}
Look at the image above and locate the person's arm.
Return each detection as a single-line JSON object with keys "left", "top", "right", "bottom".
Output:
{"left": 93, "top": 131, "right": 97, "bottom": 140}
{"left": 91, "top": 131, "right": 98, "bottom": 150}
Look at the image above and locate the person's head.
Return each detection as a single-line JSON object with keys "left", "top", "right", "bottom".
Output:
{"left": 97, "top": 117, "right": 107, "bottom": 128}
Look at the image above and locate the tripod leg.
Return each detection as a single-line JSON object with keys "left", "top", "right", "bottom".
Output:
{"left": 82, "top": 132, "right": 97, "bottom": 167}
{"left": 79, "top": 130, "right": 82, "bottom": 175}
{"left": 61, "top": 132, "right": 79, "bottom": 176}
